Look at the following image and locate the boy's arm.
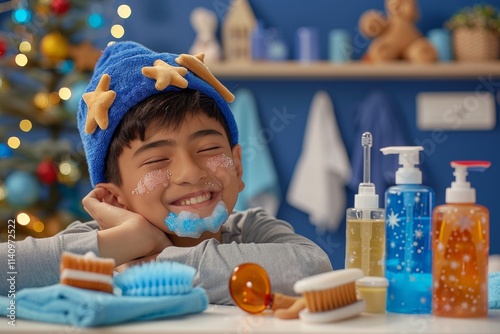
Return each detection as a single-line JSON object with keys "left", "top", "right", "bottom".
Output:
{"left": 156, "top": 208, "right": 333, "bottom": 304}
{"left": 0, "top": 186, "right": 171, "bottom": 295}
{"left": 0, "top": 221, "right": 99, "bottom": 295}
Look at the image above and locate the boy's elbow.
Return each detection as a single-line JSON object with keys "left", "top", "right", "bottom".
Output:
{"left": 301, "top": 248, "right": 334, "bottom": 278}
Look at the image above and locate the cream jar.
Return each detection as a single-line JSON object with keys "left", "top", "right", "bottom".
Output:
{"left": 356, "top": 276, "right": 389, "bottom": 314}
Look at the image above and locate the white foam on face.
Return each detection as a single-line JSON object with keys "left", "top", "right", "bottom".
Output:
{"left": 207, "top": 154, "right": 234, "bottom": 172}
{"left": 132, "top": 170, "right": 171, "bottom": 195}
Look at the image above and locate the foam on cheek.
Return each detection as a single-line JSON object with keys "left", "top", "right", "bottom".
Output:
{"left": 132, "top": 170, "right": 171, "bottom": 195}
{"left": 207, "top": 153, "right": 234, "bottom": 172}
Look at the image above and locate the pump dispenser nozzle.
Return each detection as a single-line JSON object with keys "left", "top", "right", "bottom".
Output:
{"left": 446, "top": 161, "right": 491, "bottom": 203}
{"left": 380, "top": 146, "right": 423, "bottom": 184}
{"left": 355, "top": 132, "right": 379, "bottom": 209}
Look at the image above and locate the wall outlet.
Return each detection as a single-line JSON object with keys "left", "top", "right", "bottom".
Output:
{"left": 416, "top": 92, "right": 496, "bottom": 131}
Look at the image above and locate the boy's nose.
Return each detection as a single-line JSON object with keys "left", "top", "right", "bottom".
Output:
{"left": 170, "top": 153, "right": 207, "bottom": 185}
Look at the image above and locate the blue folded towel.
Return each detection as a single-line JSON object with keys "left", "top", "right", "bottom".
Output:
{"left": 489, "top": 272, "right": 500, "bottom": 309}
{"left": 0, "top": 284, "right": 208, "bottom": 327}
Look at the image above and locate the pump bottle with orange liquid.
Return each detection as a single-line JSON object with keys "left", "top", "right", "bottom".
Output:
{"left": 432, "top": 161, "right": 490, "bottom": 318}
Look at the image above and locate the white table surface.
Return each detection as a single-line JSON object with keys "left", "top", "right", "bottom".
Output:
{"left": 2, "top": 305, "right": 500, "bottom": 334}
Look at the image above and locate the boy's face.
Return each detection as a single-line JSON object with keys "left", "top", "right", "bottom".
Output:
{"left": 112, "top": 112, "right": 244, "bottom": 236}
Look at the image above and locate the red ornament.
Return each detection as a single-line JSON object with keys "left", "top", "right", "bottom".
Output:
{"left": 0, "top": 38, "right": 7, "bottom": 58}
{"left": 36, "top": 160, "right": 58, "bottom": 185}
{"left": 50, "top": 0, "right": 70, "bottom": 15}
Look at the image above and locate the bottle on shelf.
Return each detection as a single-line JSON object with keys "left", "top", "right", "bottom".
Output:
{"left": 345, "top": 132, "right": 385, "bottom": 277}
{"left": 432, "top": 161, "right": 490, "bottom": 318}
{"left": 380, "top": 146, "right": 434, "bottom": 314}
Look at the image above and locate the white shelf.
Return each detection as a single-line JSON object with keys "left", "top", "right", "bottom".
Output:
{"left": 208, "top": 61, "right": 500, "bottom": 80}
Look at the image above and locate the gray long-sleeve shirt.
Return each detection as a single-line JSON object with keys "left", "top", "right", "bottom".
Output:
{"left": 1, "top": 208, "right": 333, "bottom": 303}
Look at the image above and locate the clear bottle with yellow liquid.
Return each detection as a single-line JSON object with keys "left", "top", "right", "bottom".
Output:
{"left": 345, "top": 132, "right": 385, "bottom": 277}
{"left": 432, "top": 161, "right": 490, "bottom": 318}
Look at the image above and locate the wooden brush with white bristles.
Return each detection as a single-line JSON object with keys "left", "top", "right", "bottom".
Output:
{"left": 293, "top": 268, "right": 365, "bottom": 323}
{"left": 60, "top": 251, "right": 115, "bottom": 293}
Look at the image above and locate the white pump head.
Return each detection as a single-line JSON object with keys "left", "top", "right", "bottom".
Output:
{"left": 380, "top": 146, "right": 423, "bottom": 184}
{"left": 355, "top": 183, "right": 379, "bottom": 209}
{"left": 446, "top": 161, "right": 491, "bottom": 203}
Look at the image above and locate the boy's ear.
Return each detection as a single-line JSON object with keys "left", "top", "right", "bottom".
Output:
{"left": 232, "top": 144, "right": 245, "bottom": 192}
{"left": 95, "top": 183, "right": 128, "bottom": 209}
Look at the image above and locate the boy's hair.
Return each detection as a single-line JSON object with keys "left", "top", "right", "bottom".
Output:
{"left": 105, "top": 90, "right": 233, "bottom": 186}
{"left": 77, "top": 41, "right": 238, "bottom": 187}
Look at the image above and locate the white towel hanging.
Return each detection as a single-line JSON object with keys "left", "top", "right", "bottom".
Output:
{"left": 287, "top": 91, "right": 351, "bottom": 232}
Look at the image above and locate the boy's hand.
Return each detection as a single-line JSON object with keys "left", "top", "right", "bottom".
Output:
{"left": 82, "top": 186, "right": 143, "bottom": 230}
{"left": 83, "top": 186, "right": 172, "bottom": 265}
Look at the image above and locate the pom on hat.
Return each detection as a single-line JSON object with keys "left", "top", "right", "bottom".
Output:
{"left": 77, "top": 41, "right": 238, "bottom": 187}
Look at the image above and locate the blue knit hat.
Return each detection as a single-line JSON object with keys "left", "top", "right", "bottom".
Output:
{"left": 77, "top": 41, "right": 238, "bottom": 187}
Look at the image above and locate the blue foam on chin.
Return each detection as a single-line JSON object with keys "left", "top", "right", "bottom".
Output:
{"left": 164, "top": 201, "right": 228, "bottom": 238}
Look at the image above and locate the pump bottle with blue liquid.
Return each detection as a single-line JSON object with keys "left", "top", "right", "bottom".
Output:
{"left": 380, "top": 146, "right": 434, "bottom": 314}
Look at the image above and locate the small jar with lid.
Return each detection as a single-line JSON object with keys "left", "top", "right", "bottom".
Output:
{"left": 356, "top": 276, "right": 389, "bottom": 314}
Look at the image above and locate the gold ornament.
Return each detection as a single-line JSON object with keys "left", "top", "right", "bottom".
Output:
{"left": 40, "top": 31, "right": 69, "bottom": 60}
{"left": 68, "top": 42, "right": 102, "bottom": 71}
{"left": 0, "top": 181, "right": 7, "bottom": 203}
{"left": 0, "top": 76, "right": 10, "bottom": 92}
{"left": 33, "top": 92, "right": 51, "bottom": 110}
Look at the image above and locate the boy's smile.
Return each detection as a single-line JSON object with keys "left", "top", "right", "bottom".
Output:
{"left": 111, "top": 112, "right": 244, "bottom": 243}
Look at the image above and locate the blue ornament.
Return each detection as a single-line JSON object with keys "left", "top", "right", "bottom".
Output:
{"left": 57, "top": 60, "right": 75, "bottom": 74}
{"left": 65, "top": 81, "right": 88, "bottom": 114}
{"left": 5, "top": 171, "right": 41, "bottom": 207}
{"left": 88, "top": 13, "right": 104, "bottom": 29}
{"left": 12, "top": 9, "right": 32, "bottom": 25}
{"left": 0, "top": 143, "right": 12, "bottom": 158}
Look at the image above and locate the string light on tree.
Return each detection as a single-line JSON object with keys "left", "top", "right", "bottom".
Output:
{"left": 19, "top": 119, "right": 32, "bottom": 132}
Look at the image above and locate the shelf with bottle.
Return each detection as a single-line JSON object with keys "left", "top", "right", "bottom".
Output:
{"left": 208, "top": 60, "right": 500, "bottom": 80}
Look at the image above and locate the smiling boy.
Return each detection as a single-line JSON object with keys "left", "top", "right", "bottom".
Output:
{"left": 0, "top": 41, "right": 332, "bottom": 304}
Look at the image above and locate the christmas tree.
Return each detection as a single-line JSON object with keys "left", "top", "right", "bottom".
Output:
{"left": 0, "top": 0, "right": 131, "bottom": 239}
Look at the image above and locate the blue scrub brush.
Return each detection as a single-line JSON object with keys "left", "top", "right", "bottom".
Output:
{"left": 114, "top": 261, "right": 197, "bottom": 297}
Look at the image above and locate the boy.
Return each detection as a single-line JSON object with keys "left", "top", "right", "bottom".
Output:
{"left": 0, "top": 41, "right": 332, "bottom": 304}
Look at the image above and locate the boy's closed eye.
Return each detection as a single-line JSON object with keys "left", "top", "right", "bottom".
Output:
{"left": 144, "top": 158, "right": 170, "bottom": 165}
{"left": 143, "top": 157, "right": 170, "bottom": 166}
{"left": 198, "top": 146, "right": 222, "bottom": 153}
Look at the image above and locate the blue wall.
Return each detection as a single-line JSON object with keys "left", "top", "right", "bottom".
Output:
{"left": 123, "top": 0, "right": 500, "bottom": 269}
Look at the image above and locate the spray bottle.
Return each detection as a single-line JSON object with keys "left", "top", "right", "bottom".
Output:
{"left": 345, "top": 132, "right": 385, "bottom": 277}
{"left": 380, "top": 146, "right": 434, "bottom": 314}
{"left": 432, "top": 161, "right": 490, "bottom": 318}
